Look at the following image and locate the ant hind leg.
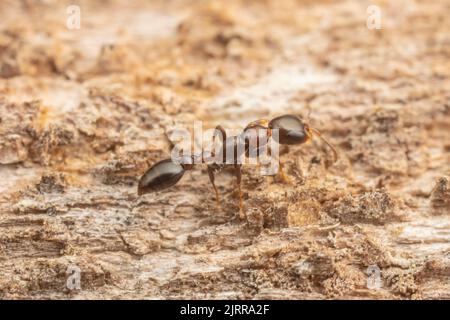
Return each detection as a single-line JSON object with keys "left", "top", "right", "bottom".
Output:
{"left": 207, "top": 165, "right": 221, "bottom": 209}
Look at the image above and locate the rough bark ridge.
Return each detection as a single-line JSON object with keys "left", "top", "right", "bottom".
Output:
{"left": 0, "top": 0, "right": 449, "bottom": 299}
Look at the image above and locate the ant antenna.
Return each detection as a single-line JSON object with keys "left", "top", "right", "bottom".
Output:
{"left": 309, "top": 127, "right": 338, "bottom": 163}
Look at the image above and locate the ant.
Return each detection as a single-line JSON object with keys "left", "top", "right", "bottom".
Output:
{"left": 137, "top": 114, "right": 338, "bottom": 218}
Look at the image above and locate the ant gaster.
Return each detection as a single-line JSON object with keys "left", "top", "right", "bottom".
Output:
{"left": 138, "top": 114, "right": 338, "bottom": 217}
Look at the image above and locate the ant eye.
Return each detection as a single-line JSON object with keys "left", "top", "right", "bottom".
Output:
{"left": 138, "top": 159, "right": 185, "bottom": 195}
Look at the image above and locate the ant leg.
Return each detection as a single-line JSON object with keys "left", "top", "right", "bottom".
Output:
{"left": 235, "top": 164, "right": 244, "bottom": 219}
{"left": 214, "top": 125, "right": 227, "bottom": 142}
{"left": 213, "top": 125, "right": 227, "bottom": 163}
{"left": 278, "top": 159, "right": 292, "bottom": 184}
{"left": 207, "top": 165, "right": 221, "bottom": 209}
{"left": 273, "top": 144, "right": 290, "bottom": 184}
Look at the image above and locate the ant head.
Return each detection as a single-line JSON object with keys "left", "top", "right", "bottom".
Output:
{"left": 268, "top": 114, "right": 311, "bottom": 145}
{"left": 138, "top": 159, "right": 185, "bottom": 195}
{"left": 268, "top": 114, "right": 338, "bottom": 162}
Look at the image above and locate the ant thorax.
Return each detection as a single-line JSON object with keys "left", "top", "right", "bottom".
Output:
{"left": 169, "top": 126, "right": 279, "bottom": 172}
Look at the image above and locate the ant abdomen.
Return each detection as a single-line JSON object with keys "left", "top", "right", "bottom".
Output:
{"left": 138, "top": 159, "right": 185, "bottom": 195}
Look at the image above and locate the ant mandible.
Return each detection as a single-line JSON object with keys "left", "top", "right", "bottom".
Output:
{"left": 137, "top": 114, "right": 338, "bottom": 218}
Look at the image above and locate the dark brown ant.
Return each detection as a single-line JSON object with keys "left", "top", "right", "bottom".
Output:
{"left": 137, "top": 114, "right": 338, "bottom": 217}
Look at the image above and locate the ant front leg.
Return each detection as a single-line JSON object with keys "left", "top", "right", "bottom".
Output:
{"left": 277, "top": 157, "right": 292, "bottom": 184}
{"left": 268, "top": 142, "right": 291, "bottom": 184}
{"left": 207, "top": 165, "right": 221, "bottom": 209}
